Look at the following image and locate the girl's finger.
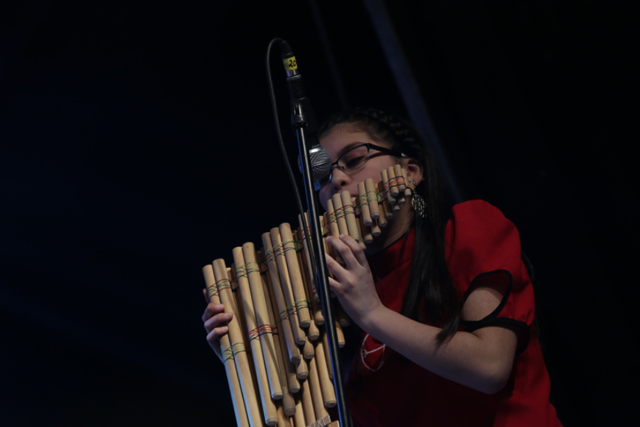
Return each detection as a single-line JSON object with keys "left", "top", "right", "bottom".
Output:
{"left": 207, "top": 326, "right": 229, "bottom": 341}
{"left": 325, "top": 251, "right": 347, "bottom": 283}
{"left": 327, "top": 276, "right": 342, "bottom": 295}
{"left": 202, "top": 302, "right": 225, "bottom": 322}
{"left": 204, "top": 311, "right": 233, "bottom": 332}
{"left": 327, "top": 235, "right": 360, "bottom": 271}
{"left": 206, "top": 328, "right": 228, "bottom": 361}
{"left": 339, "top": 234, "right": 367, "bottom": 266}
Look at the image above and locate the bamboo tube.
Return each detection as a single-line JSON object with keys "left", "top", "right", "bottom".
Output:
{"left": 298, "top": 213, "right": 318, "bottom": 299}
{"left": 365, "top": 178, "right": 380, "bottom": 219}
{"left": 224, "top": 267, "right": 240, "bottom": 310}
{"left": 335, "top": 320, "right": 345, "bottom": 348}
{"left": 377, "top": 181, "right": 392, "bottom": 223}
{"left": 225, "top": 267, "right": 250, "bottom": 358}
{"left": 265, "top": 268, "right": 300, "bottom": 394}
{"left": 320, "top": 212, "right": 329, "bottom": 239}
{"left": 270, "top": 227, "right": 307, "bottom": 345}
{"left": 292, "top": 396, "right": 306, "bottom": 427}
{"left": 341, "top": 190, "right": 360, "bottom": 243}
{"left": 241, "top": 242, "right": 283, "bottom": 401}
{"left": 331, "top": 193, "right": 350, "bottom": 237}
{"left": 328, "top": 196, "right": 350, "bottom": 265}
{"left": 320, "top": 215, "right": 337, "bottom": 264}
{"left": 387, "top": 165, "right": 399, "bottom": 198}
{"left": 321, "top": 235, "right": 338, "bottom": 283}
{"left": 357, "top": 181, "right": 372, "bottom": 226}
{"left": 203, "top": 265, "right": 250, "bottom": 427}
{"left": 261, "top": 270, "right": 297, "bottom": 416}
{"left": 303, "top": 336, "right": 315, "bottom": 360}
{"left": 351, "top": 196, "right": 367, "bottom": 250}
{"left": 388, "top": 165, "right": 405, "bottom": 207}
{"left": 314, "top": 339, "right": 337, "bottom": 408}
{"left": 322, "top": 333, "right": 333, "bottom": 382}
{"left": 326, "top": 200, "right": 340, "bottom": 237}
{"left": 294, "top": 234, "right": 323, "bottom": 330}
{"left": 394, "top": 164, "right": 407, "bottom": 204}
{"left": 394, "top": 165, "right": 405, "bottom": 190}
{"left": 275, "top": 403, "right": 291, "bottom": 427}
{"left": 229, "top": 266, "right": 257, "bottom": 365}
{"left": 296, "top": 354, "right": 309, "bottom": 380}
{"left": 380, "top": 168, "right": 396, "bottom": 206}
{"left": 402, "top": 167, "right": 413, "bottom": 197}
{"left": 232, "top": 248, "right": 279, "bottom": 425}
{"left": 321, "top": 212, "right": 342, "bottom": 267}
{"left": 394, "top": 164, "right": 406, "bottom": 192}
{"left": 299, "top": 375, "right": 316, "bottom": 427}
{"left": 279, "top": 223, "right": 312, "bottom": 328}
{"left": 299, "top": 241, "right": 324, "bottom": 328}
{"left": 262, "top": 233, "right": 302, "bottom": 365}
{"left": 358, "top": 205, "right": 374, "bottom": 244}
{"left": 370, "top": 217, "right": 382, "bottom": 237}
{"left": 265, "top": 270, "right": 301, "bottom": 394}
{"left": 297, "top": 247, "right": 321, "bottom": 340}
{"left": 307, "top": 354, "right": 329, "bottom": 422}
{"left": 212, "top": 259, "right": 264, "bottom": 427}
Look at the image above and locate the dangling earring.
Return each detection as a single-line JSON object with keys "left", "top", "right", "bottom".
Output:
{"left": 411, "top": 179, "right": 427, "bottom": 219}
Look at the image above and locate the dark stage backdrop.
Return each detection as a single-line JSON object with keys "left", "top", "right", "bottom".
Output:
{"left": 1, "top": 1, "right": 636, "bottom": 426}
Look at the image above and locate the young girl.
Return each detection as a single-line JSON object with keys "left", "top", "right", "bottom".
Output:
{"left": 203, "top": 108, "right": 562, "bottom": 426}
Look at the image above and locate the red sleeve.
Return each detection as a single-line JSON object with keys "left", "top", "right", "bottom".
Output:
{"left": 445, "top": 200, "right": 535, "bottom": 351}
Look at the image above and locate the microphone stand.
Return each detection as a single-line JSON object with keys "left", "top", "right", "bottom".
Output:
{"left": 291, "top": 99, "right": 353, "bottom": 427}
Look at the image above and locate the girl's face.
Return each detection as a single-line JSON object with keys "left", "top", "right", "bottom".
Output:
{"left": 318, "top": 123, "right": 402, "bottom": 210}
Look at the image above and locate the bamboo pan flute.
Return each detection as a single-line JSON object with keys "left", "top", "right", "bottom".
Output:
{"left": 202, "top": 164, "right": 414, "bottom": 427}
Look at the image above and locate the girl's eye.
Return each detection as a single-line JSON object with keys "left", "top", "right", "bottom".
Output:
{"left": 343, "top": 156, "right": 365, "bottom": 169}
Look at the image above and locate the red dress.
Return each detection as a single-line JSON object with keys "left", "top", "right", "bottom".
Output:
{"left": 345, "top": 200, "right": 562, "bottom": 427}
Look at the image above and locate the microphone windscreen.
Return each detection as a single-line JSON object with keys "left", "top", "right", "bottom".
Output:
{"left": 298, "top": 145, "right": 331, "bottom": 189}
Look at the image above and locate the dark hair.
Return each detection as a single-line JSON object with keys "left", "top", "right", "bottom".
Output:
{"left": 319, "top": 107, "right": 459, "bottom": 344}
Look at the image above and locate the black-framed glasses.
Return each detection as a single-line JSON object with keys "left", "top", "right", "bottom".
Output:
{"left": 316, "top": 143, "right": 406, "bottom": 189}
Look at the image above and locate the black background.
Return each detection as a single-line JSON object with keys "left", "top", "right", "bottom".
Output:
{"left": 1, "top": 1, "right": 636, "bottom": 426}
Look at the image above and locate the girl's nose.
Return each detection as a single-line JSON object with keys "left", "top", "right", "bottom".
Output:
{"left": 330, "top": 166, "right": 350, "bottom": 190}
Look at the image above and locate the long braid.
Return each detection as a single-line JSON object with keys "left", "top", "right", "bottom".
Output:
{"left": 319, "top": 107, "right": 459, "bottom": 344}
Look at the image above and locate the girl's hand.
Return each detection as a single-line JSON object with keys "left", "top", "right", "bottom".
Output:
{"left": 325, "top": 234, "right": 383, "bottom": 326}
{"left": 202, "top": 289, "right": 233, "bottom": 362}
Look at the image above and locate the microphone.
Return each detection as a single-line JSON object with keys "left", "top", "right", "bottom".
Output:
{"left": 279, "top": 40, "right": 331, "bottom": 187}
